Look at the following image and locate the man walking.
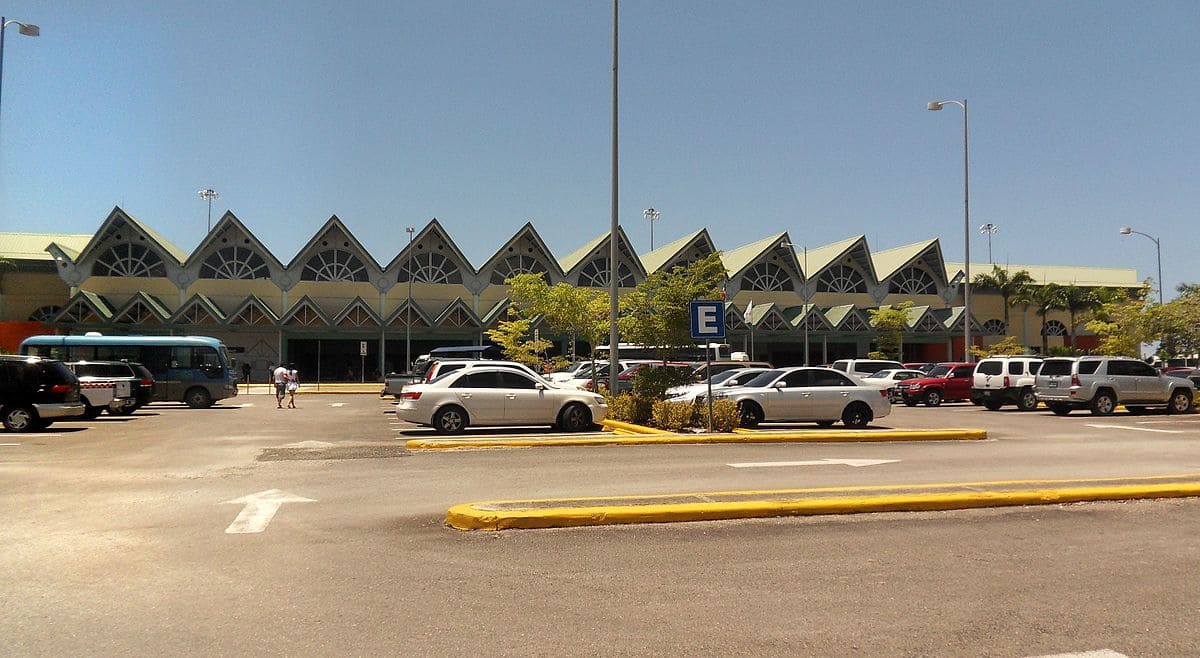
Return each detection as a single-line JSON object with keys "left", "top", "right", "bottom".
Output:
{"left": 272, "top": 363, "right": 289, "bottom": 409}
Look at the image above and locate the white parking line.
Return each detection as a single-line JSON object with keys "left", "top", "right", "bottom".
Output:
{"left": 1086, "top": 424, "right": 1183, "bottom": 434}
{"left": 0, "top": 443, "right": 21, "bottom": 447}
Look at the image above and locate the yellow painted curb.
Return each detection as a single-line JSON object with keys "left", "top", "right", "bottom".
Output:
{"left": 599, "top": 419, "right": 673, "bottom": 434}
{"left": 406, "top": 427, "right": 987, "bottom": 450}
{"left": 446, "top": 476, "right": 1200, "bottom": 530}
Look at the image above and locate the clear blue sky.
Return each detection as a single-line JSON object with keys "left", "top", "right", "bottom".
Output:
{"left": 1, "top": 1, "right": 1195, "bottom": 295}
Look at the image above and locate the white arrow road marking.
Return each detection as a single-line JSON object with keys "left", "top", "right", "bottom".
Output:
{"left": 281, "top": 441, "right": 334, "bottom": 449}
{"left": 1085, "top": 424, "right": 1183, "bottom": 434}
{"left": 727, "top": 458, "right": 900, "bottom": 468}
{"left": 329, "top": 402, "right": 346, "bottom": 407}
{"left": 222, "top": 489, "right": 316, "bottom": 534}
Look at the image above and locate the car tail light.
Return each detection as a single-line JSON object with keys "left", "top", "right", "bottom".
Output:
{"left": 879, "top": 389, "right": 889, "bottom": 398}
{"left": 139, "top": 378, "right": 153, "bottom": 387}
{"left": 1003, "top": 376, "right": 1010, "bottom": 388}
{"left": 50, "top": 384, "right": 72, "bottom": 394}
{"left": 1071, "top": 375, "right": 1081, "bottom": 387}
{"left": 400, "top": 391, "right": 422, "bottom": 400}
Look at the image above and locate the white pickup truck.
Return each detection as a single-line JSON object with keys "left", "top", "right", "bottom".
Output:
{"left": 67, "top": 361, "right": 139, "bottom": 418}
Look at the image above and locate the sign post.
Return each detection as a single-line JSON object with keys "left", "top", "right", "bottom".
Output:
{"left": 689, "top": 301, "right": 726, "bottom": 432}
{"left": 359, "top": 341, "right": 368, "bottom": 383}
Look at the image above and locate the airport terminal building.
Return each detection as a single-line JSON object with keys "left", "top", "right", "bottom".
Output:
{"left": 0, "top": 207, "right": 1140, "bottom": 382}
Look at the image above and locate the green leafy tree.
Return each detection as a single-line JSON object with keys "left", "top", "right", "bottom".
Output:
{"left": 969, "top": 335, "right": 1030, "bottom": 359}
{"left": 506, "top": 272, "right": 612, "bottom": 388}
{"left": 617, "top": 253, "right": 726, "bottom": 360}
{"left": 484, "top": 317, "right": 553, "bottom": 369}
{"left": 972, "top": 265, "right": 1034, "bottom": 335}
{"left": 1145, "top": 285, "right": 1200, "bottom": 360}
{"left": 1014, "top": 283, "right": 1064, "bottom": 354}
{"left": 1084, "top": 285, "right": 1151, "bottom": 357}
{"left": 867, "top": 302, "right": 912, "bottom": 360}
{"left": 1059, "top": 284, "right": 1103, "bottom": 353}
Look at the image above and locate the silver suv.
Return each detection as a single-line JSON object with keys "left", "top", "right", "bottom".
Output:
{"left": 1034, "top": 356, "right": 1195, "bottom": 416}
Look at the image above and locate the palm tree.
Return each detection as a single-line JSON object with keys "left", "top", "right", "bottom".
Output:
{"left": 1059, "top": 284, "right": 1102, "bottom": 352}
{"left": 972, "top": 265, "right": 1034, "bottom": 336}
{"left": 1016, "top": 283, "right": 1064, "bottom": 355}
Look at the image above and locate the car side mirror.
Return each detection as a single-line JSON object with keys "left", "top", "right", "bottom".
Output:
{"left": 773, "top": 381, "right": 787, "bottom": 389}
{"left": 536, "top": 382, "right": 546, "bottom": 390}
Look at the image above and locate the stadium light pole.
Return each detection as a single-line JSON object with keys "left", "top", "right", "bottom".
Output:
{"left": 0, "top": 17, "right": 41, "bottom": 136}
{"left": 927, "top": 98, "right": 972, "bottom": 362}
{"left": 405, "top": 225, "right": 416, "bottom": 372}
{"left": 979, "top": 223, "right": 998, "bottom": 263}
{"left": 643, "top": 207, "right": 660, "bottom": 250}
{"left": 1119, "top": 226, "right": 1163, "bottom": 305}
{"left": 198, "top": 188, "right": 219, "bottom": 233}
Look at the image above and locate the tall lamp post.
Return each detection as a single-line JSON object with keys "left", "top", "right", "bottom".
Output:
{"left": 979, "top": 223, "right": 998, "bottom": 264}
{"left": 1119, "top": 226, "right": 1163, "bottom": 305}
{"left": 927, "top": 98, "right": 972, "bottom": 362}
{"left": 0, "top": 17, "right": 41, "bottom": 134}
{"left": 405, "top": 225, "right": 416, "bottom": 372}
{"left": 643, "top": 207, "right": 660, "bottom": 250}
{"left": 198, "top": 188, "right": 219, "bottom": 233}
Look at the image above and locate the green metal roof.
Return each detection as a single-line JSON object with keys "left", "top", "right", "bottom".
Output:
{"left": 945, "top": 262, "right": 1141, "bottom": 288}
{"left": 0, "top": 232, "right": 92, "bottom": 261}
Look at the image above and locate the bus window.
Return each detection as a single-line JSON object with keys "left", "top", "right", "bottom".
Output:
{"left": 95, "top": 344, "right": 140, "bottom": 362}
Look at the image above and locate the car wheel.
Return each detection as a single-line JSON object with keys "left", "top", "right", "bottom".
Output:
{"left": 2, "top": 405, "right": 38, "bottom": 432}
{"left": 923, "top": 390, "right": 942, "bottom": 407}
{"left": 558, "top": 403, "right": 592, "bottom": 432}
{"left": 1168, "top": 390, "right": 1194, "bottom": 414}
{"left": 984, "top": 400, "right": 1003, "bottom": 411}
{"left": 1089, "top": 391, "right": 1116, "bottom": 416}
{"left": 841, "top": 403, "right": 873, "bottom": 429}
{"left": 1017, "top": 389, "right": 1038, "bottom": 411}
{"left": 737, "top": 401, "right": 763, "bottom": 429}
{"left": 184, "top": 387, "right": 213, "bottom": 409}
{"left": 433, "top": 406, "right": 468, "bottom": 434}
{"left": 1048, "top": 403, "right": 1072, "bottom": 416}
{"left": 83, "top": 401, "right": 104, "bottom": 419}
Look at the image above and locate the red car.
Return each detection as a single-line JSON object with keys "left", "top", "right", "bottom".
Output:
{"left": 895, "top": 362, "right": 976, "bottom": 407}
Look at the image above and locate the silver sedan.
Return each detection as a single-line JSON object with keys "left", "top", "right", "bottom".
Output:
{"left": 395, "top": 366, "right": 608, "bottom": 434}
{"left": 716, "top": 367, "right": 892, "bottom": 428}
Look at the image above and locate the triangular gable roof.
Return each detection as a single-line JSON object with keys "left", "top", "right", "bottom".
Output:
{"left": 183, "top": 211, "right": 286, "bottom": 270}
{"left": 172, "top": 293, "right": 227, "bottom": 324}
{"left": 227, "top": 295, "right": 280, "bottom": 326}
{"left": 112, "top": 292, "right": 171, "bottom": 324}
{"left": 46, "top": 241, "right": 83, "bottom": 263}
{"left": 560, "top": 226, "right": 646, "bottom": 286}
{"left": 383, "top": 217, "right": 477, "bottom": 276}
{"left": 753, "top": 304, "right": 791, "bottom": 331}
{"left": 385, "top": 299, "right": 433, "bottom": 328}
{"left": 559, "top": 232, "right": 608, "bottom": 274}
{"left": 805, "top": 235, "right": 878, "bottom": 285}
{"left": 281, "top": 295, "right": 331, "bottom": 326}
{"left": 53, "top": 290, "right": 114, "bottom": 324}
{"left": 75, "top": 206, "right": 189, "bottom": 266}
{"left": 933, "top": 306, "right": 983, "bottom": 332}
{"left": 782, "top": 304, "right": 832, "bottom": 331}
{"left": 475, "top": 222, "right": 564, "bottom": 282}
{"left": 285, "top": 215, "right": 382, "bottom": 270}
{"left": 871, "top": 239, "right": 944, "bottom": 283}
{"left": 824, "top": 304, "right": 872, "bottom": 332}
{"left": 332, "top": 297, "right": 382, "bottom": 328}
{"left": 434, "top": 297, "right": 481, "bottom": 328}
{"left": 724, "top": 302, "right": 748, "bottom": 331}
{"left": 480, "top": 298, "right": 512, "bottom": 327}
{"left": 719, "top": 232, "right": 788, "bottom": 278}
{"left": 639, "top": 229, "right": 716, "bottom": 274}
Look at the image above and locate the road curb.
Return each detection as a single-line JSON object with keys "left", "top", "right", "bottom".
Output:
{"left": 446, "top": 477, "right": 1200, "bottom": 530}
{"left": 406, "top": 427, "right": 987, "bottom": 450}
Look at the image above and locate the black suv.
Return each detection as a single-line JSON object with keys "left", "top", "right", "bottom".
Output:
{"left": 1, "top": 355, "right": 86, "bottom": 432}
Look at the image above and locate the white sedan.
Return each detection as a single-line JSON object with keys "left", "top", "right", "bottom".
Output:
{"left": 665, "top": 367, "right": 772, "bottom": 403}
{"left": 716, "top": 367, "right": 891, "bottom": 428}
{"left": 858, "top": 368, "right": 927, "bottom": 402}
{"left": 395, "top": 366, "right": 607, "bottom": 434}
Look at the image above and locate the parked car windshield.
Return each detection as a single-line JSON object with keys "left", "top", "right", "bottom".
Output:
{"left": 926, "top": 365, "right": 952, "bottom": 378}
{"left": 743, "top": 370, "right": 784, "bottom": 388}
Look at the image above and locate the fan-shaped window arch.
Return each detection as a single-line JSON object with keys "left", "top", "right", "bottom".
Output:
{"left": 889, "top": 266, "right": 937, "bottom": 295}
{"left": 982, "top": 319, "right": 1007, "bottom": 336}
{"left": 578, "top": 258, "right": 635, "bottom": 288}
{"left": 29, "top": 305, "right": 61, "bottom": 322}
{"left": 741, "top": 262, "right": 794, "bottom": 292}
{"left": 817, "top": 265, "right": 867, "bottom": 293}
{"left": 491, "top": 255, "right": 547, "bottom": 285}
{"left": 302, "top": 249, "right": 368, "bottom": 282}
{"left": 201, "top": 247, "right": 269, "bottom": 280}
{"left": 399, "top": 252, "right": 462, "bottom": 284}
{"left": 94, "top": 243, "right": 166, "bottom": 277}
{"left": 1043, "top": 320, "right": 1068, "bottom": 336}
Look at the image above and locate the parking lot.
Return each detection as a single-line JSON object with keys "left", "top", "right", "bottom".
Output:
{"left": 6, "top": 393, "right": 1200, "bottom": 655}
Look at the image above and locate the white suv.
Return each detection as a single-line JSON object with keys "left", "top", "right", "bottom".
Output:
{"left": 971, "top": 355, "right": 1043, "bottom": 411}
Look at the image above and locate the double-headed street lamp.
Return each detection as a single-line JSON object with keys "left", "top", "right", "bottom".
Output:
{"left": 643, "top": 207, "right": 660, "bottom": 250}
{"left": 0, "top": 17, "right": 41, "bottom": 133}
{"left": 979, "top": 223, "right": 998, "bottom": 263}
{"left": 927, "top": 98, "right": 972, "bottom": 362}
{"left": 198, "top": 188, "right": 219, "bottom": 232}
{"left": 1119, "top": 226, "right": 1163, "bottom": 305}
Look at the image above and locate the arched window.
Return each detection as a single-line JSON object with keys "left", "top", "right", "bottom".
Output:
{"left": 398, "top": 252, "right": 462, "bottom": 284}
{"left": 491, "top": 255, "right": 546, "bottom": 285}
{"left": 94, "top": 243, "right": 166, "bottom": 277}
{"left": 741, "top": 262, "right": 794, "bottom": 292}
{"left": 578, "top": 258, "right": 635, "bottom": 288}
{"left": 889, "top": 266, "right": 937, "bottom": 295}
{"left": 1043, "top": 320, "right": 1068, "bottom": 336}
{"left": 817, "top": 265, "right": 867, "bottom": 293}
{"left": 302, "top": 249, "right": 368, "bottom": 282}
{"left": 201, "top": 247, "right": 269, "bottom": 280}
{"left": 983, "top": 319, "right": 1007, "bottom": 336}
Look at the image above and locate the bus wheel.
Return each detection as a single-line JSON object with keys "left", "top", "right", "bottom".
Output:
{"left": 184, "top": 387, "right": 213, "bottom": 409}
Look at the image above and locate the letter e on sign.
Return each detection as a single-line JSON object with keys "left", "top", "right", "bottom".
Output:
{"left": 689, "top": 301, "right": 726, "bottom": 340}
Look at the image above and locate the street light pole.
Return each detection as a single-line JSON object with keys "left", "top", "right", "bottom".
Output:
{"left": 198, "top": 188, "right": 219, "bottom": 233}
{"left": 608, "top": 0, "right": 620, "bottom": 395}
{"left": 0, "top": 17, "right": 41, "bottom": 136}
{"left": 979, "top": 223, "right": 998, "bottom": 263}
{"left": 1119, "top": 226, "right": 1163, "bottom": 305}
{"left": 643, "top": 207, "right": 660, "bottom": 250}
{"left": 405, "top": 225, "right": 416, "bottom": 372}
{"left": 928, "top": 98, "right": 972, "bottom": 362}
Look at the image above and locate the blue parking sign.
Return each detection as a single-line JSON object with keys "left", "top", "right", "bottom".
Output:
{"left": 689, "top": 301, "right": 725, "bottom": 340}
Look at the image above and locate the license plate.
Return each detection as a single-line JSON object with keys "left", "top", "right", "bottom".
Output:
{"left": 1048, "top": 381, "right": 1058, "bottom": 388}
{"left": 115, "top": 381, "right": 132, "bottom": 396}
